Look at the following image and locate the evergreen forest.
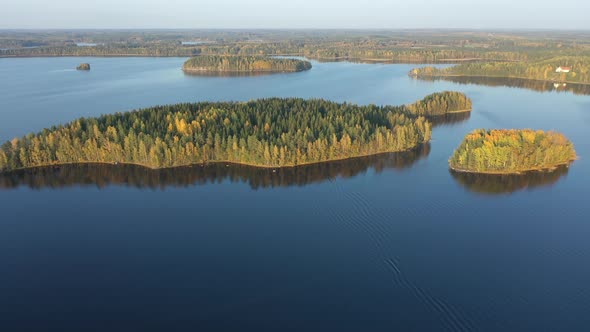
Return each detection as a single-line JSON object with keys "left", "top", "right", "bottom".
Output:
{"left": 0, "top": 94, "right": 475, "bottom": 171}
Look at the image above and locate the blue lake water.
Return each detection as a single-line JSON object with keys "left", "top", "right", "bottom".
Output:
{"left": 0, "top": 57, "right": 589, "bottom": 331}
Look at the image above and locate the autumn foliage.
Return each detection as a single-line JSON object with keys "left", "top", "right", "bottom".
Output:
{"left": 406, "top": 91, "right": 472, "bottom": 116}
{"left": 449, "top": 129, "right": 577, "bottom": 174}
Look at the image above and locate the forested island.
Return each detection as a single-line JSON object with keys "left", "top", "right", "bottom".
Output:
{"left": 0, "top": 93, "right": 481, "bottom": 172}
{"left": 76, "top": 63, "right": 90, "bottom": 70}
{"left": 449, "top": 129, "right": 577, "bottom": 174}
{"left": 182, "top": 56, "right": 312, "bottom": 74}
{"left": 411, "top": 56, "right": 590, "bottom": 85}
{"left": 406, "top": 91, "right": 472, "bottom": 116}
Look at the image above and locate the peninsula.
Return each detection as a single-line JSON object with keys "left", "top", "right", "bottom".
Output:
{"left": 410, "top": 56, "right": 590, "bottom": 85}
{"left": 449, "top": 129, "right": 577, "bottom": 174}
{"left": 182, "top": 55, "right": 312, "bottom": 74}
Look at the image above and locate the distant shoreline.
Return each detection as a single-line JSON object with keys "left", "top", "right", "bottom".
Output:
{"left": 0, "top": 53, "right": 515, "bottom": 65}
{"left": 182, "top": 68, "right": 305, "bottom": 74}
{"left": 0, "top": 54, "right": 194, "bottom": 59}
{"left": 413, "top": 73, "right": 590, "bottom": 87}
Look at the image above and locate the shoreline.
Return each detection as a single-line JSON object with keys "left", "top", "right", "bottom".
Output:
{"left": 309, "top": 56, "right": 518, "bottom": 63}
{"left": 0, "top": 54, "right": 195, "bottom": 59}
{"left": 446, "top": 109, "right": 472, "bottom": 114}
{"left": 448, "top": 160, "right": 576, "bottom": 175}
{"left": 181, "top": 68, "right": 307, "bottom": 74}
{"left": 413, "top": 74, "right": 590, "bottom": 87}
{"left": 0, "top": 146, "right": 425, "bottom": 175}
{"left": 0, "top": 54, "right": 515, "bottom": 65}
{"left": 425, "top": 109, "right": 472, "bottom": 115}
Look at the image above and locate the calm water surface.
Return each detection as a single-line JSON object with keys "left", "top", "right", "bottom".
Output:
{"left": 1, "top": 57, "right": 589, "bottom": 332}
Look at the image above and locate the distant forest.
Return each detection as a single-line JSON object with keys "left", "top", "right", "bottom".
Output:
{"left": 1, "top": 93, "right": 476, "bottom": 171}
{"left": 411, "top": 56, "right": 590, "bottom": 84}
{"left": 0, "top": 45, "right": 527, "bottom": 63}
{"left": 416, "top": 76, "right": 590, "bottom": 96}
{"left": 182, "top": 56, "right": 312, "bottom": 73}
{"left": 3, "top": 30, "right": 590, "bottom": 63}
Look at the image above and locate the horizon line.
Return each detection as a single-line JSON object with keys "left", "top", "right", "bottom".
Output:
{"left": 2, "top": 27, "right": 590, "bottom": 32}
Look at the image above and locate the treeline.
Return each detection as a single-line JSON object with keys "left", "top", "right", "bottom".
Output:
{"left": 0, "top": 44, "right": 528, "bottom": 63}
{"left": 449, "top": 129, "right": 577, "bottom": 174}
{"left": 302, "top": 48, "right": 527, "bottom": 62}
{"left": 182, "top": 56, "right": 312, "bottom": 73}
{"left": 0, "top": 45, "right": 201, "bottom": 57}
{"left": 411, "top": 57, "right": 590, "bottom": 84}
{"left": 4, "top": 30, "right": 590, "bottom": 63}
{"left": 0, "top": 97, "right": 444, "bottom": 172}
{"left": 197, "top": 44, "right": 529, "bottom": 62}
{"left": 406, "top": 91, "right": 472, "bottom": 116}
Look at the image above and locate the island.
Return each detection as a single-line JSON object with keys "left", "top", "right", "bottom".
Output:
{"left": 449, "top": 129, "right": 577, "bottom": 174}
{"left": 405, "top": 91, "right": 472, "bottom": 116}
{"left": 410, "top": 56, "right": 590, "bottom": 85}
{"left": 0, "top": 93, "right": 477, "bottom": 171}
{"left": 182, "top": 55, "right": 312, "bottom": 74}
{"left": 76, "top": 63, "right": 91, "bottom": 70}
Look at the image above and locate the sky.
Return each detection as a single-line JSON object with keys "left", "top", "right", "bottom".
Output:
{"left": 1, "top": 0, "right": 589, "bottom": 30}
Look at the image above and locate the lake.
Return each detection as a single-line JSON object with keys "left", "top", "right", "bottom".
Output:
{"left": 1, "top": 57, "right": 589, "bottom": 332}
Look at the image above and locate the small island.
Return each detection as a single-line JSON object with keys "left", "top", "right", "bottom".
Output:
{"left": 405, "top": 91, "right": 472, "bottom": 116}
{"left": 76, "top": 63, "right": 91, "bottom": 71}
{"left": 449, "top": 129, "right": 577, "bottom": 174}
{"left": 0, "top": 93, "right": 470, "bottom": 172}
{"left": 182, "top": 55, "right": 312, "bottom": 74}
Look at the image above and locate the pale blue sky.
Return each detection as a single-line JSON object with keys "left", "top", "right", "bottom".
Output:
{"left": 2, "top": 0, "right": 589, "bottom": 29}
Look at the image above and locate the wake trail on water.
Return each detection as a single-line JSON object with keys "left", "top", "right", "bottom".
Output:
{"left": 49, "top": 69, "right": 76, "bottom": 73}
{"left": 343, "top": 189, "right": 397, "bottom": 255}
{"left": 385, "top": 258, "right": 478, "bottom": 332}
{"left": 324, "top": 179, "right": 480, "bottom": 331}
